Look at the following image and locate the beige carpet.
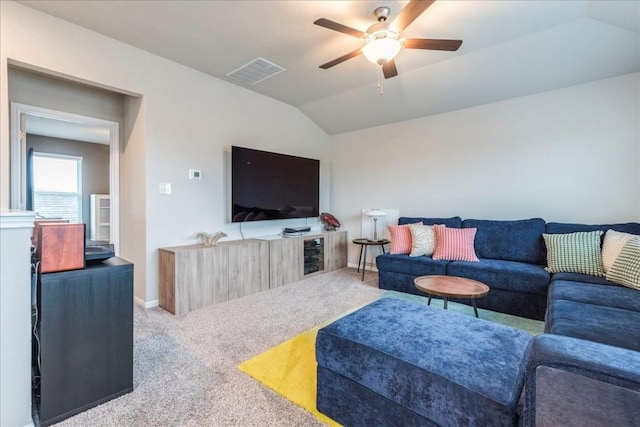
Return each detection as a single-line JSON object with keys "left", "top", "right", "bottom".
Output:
{"left": 54, "top": 268, "right": 544, "bottom": 426}
{"left": 55, "top": 268, "right": 383, "bottom": 426}
{"left": 237, "top": 291, "right": 543, "bottom": 427}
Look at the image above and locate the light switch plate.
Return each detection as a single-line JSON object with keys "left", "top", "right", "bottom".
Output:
{"left": 159, "top": 183, "right": 172, "bottom": 194}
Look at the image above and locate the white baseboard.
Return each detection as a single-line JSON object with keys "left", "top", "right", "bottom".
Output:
{"left": 134, "top": 296, "right": 159, "bottom": 309}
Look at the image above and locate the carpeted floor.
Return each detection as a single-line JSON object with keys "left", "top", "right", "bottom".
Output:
{"left": 54, "top": 268, "right": 544, "bottom": 426}
{"left": 237, "top": 290, "right": 544, "bottom": 427}
{"left": 55, "top": 268, "right": 384, "bottom": 426}
{"left": 238, "top": 326, "right": 339, "bottom": 427}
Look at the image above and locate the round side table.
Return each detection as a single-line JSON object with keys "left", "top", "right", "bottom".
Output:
{"left": 352, "top": 238, "right": 390, "bottom": 281}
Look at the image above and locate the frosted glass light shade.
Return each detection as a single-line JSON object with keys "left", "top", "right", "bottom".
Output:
{"left": 362, "top": 36, "right": 401, "bottom": 64}
{"left": 365, "top": 209, "right": 388, "bottom": 218}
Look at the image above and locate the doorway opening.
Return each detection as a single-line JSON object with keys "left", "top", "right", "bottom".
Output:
{"left": 10, "top": 102, "right": 120, "bottom": 254}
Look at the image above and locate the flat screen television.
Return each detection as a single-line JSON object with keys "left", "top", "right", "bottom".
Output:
{"left": 231, "top": 146, "right": 320, "bottom": 222}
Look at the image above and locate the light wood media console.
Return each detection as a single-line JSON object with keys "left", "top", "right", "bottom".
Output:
{"left": 158, "top": 231, "right": 347, "bottom": 315}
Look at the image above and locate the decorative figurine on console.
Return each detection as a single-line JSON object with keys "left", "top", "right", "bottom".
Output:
{"left": 194, "top": 231, "right": 227, "bottom": 246}
{"left": 320, "top": 212, "right": 341, "bottom": 231}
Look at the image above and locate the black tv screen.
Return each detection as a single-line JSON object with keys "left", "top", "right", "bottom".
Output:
{"left": 231, "top": 146, "right": 320, "bottom": 222}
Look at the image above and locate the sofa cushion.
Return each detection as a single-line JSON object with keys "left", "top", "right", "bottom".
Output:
{"left": 548, "top": 280, "right": 640, "bottom": 312}
{"left": 447, "top": 258, "right": 550, "bottom": 295}
{"left": 551, "top": 272, "right": 618, "bottom": 286}
{"left": 545, "top": 299, "right": 640, "bottom": 352}
{"left": 545, "top": 222, "right": 640, "bottom": 236}
{"left": 316, "top": 297, "right": 532, "bottom": 427}
{"left": 606, "top": 237, "right": 640, "bottom": 291}
{"left": 376, "top": 253, "right": 449, "bottom": 277}
{"left": 542, "top": 231, "right": 605, "bottom": 277}
{"left": 399, "top": 216, "right": 462, "bottom": 228}
{"left": 462, "top": 218, "right": 546, "bottom": 265}
{"left": 432, "top": 224, "right": 479, "bottom": 262}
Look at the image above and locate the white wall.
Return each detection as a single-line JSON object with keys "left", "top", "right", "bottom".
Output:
{"left": 8, "top": 66, "right": 125, "bottom": 125}
{"left": 2, "top": 2, "right": 638, "bottom": 296}
{"left": 0, "top": 210, "right": 35, "bottom": 427}
{"left": 0, "top": 1, "right": 331, "bottom": 305}
{"left": 121, "top": 96, "right": 148, "bottom": 304}
{"left": 332, "top": 73, "right": 640, "bottom": 265}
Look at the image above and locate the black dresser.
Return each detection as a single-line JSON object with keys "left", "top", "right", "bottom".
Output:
{"left": 34, "top": 257, "right": 133, "bottom": 426}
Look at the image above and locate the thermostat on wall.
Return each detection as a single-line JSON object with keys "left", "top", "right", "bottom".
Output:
{"left": 189, "top": 169, "right": 202, "bottom": 180}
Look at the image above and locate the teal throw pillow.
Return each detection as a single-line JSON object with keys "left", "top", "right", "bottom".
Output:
{"left": 543, "top": 231, "right": 605, "bottom": 277}
{"left": 606, "top": 237, "right": 640, "bottom": 290}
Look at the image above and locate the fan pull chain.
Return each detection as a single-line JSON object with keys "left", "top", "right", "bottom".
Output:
{"left": 377, "top": 65, "right": 384, "bottom": 95}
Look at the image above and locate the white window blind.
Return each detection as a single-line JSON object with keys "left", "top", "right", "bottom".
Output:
{"left": 33, "top": 152, "right": 83, "bottom": 223}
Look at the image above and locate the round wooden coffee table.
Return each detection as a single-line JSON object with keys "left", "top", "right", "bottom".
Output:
{"left": 414, "top": 275, "right": 490, "bottom": 318}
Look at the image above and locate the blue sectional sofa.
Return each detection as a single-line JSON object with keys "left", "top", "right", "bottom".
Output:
{"left": 376, "top": 216, "right": 640, "bottom": 320}
{"left": 521, "top": 281, "right": 640, "bottom": 426}
{"left": 316, "top": 218, "right": 640, "bottom": 426}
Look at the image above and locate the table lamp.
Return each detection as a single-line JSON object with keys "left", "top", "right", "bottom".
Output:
{"left": 365, "top": 209, "right": 388, "bottom": 242}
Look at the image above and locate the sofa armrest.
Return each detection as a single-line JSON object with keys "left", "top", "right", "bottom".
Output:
{"left": 520, "top": 334, "right": 640, "bottom": 427}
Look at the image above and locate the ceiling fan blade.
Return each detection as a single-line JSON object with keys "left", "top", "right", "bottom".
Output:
{"left": 390, "top": 0, "right": 436, "bottom": 33}
{"left": 382, "top": 60, "right": 398, "bottom": 79}
{"left": 314, "top": 18, "right": 366, "bottom": 38}
{"left": 319, "top": 49, "right": 363, "bottom": 69}
{"left": 404, "top": 38, "right": 463, "bottom": 51}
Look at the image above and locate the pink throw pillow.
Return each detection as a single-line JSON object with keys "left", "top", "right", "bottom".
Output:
{"left": 432, "top": 224, "right": 479, "bottom": 262}
{"left": 388, "top": 223, "right": 422, "bottom": 254}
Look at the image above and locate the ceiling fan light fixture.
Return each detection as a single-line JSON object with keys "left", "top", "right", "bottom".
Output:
{"left": 362, "top": 30, "right": 402, "bottom": 65}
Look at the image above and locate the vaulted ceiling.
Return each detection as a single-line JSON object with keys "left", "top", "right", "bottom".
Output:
{"left": 18, "top": 0, "right": 640, "bottom": 135}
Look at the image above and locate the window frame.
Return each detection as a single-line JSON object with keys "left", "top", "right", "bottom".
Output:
{"left": 32, "top": 151, "right": 83, "bottom": 223}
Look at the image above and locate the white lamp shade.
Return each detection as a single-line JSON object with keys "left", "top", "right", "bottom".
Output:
{"left": 362, "top": 37, "right": 402, "bottom": 64}
{"left": 365, "top": 209, "right": 388, "bottom": 218}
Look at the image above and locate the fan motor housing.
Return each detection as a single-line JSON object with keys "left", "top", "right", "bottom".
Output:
{"left": 374, "top": 6, "right": 391, "bottom": 22}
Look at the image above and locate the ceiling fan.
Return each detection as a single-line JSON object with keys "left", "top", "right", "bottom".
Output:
{"left": 314, "top": 0, "right": 462, "bottom": 81}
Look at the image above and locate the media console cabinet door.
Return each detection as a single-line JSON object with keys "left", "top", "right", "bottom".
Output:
{"left": 159, "top": 245, "right": 229, "bottom": 315}
{"left": 269, "top": 237, "right": 303, "bottom": 288}
{"left": 228, "top": 240, "right": 269, "bottom": 299}
{"left": 181, "top": 246, "right": 229, "bottom": 313}
{"left": 325, "top": 231, "right": 348, "bottom": 271}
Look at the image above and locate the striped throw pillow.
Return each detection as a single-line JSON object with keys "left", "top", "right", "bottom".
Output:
{"left": 602, "top": 229, "right": 634, "bottom": 272}
{"left": 606, "top": 237, "right": 640, "bottom": 290}
{"left": 388, "top": 223, "right": 422, "bottom": 255}
{"left": 432, "top": 225, "right": 479, "bottom": 262}
{"left": 408, "top": 224, "right": 435, "bottom": 257}
{"left": 542, "top": 231, "right": 605, "bottom": 277}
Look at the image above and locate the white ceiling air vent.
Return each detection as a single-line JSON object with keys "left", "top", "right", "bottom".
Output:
{"left": 226, "top": 57, "right": 286, "bottom": 85}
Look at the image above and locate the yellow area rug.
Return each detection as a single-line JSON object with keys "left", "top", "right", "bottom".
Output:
{"left": 238, "top": 324, "right": 340, "bottom": 426}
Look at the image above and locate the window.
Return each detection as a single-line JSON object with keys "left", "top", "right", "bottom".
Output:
{"left": 33, "top": 152, "right": 82, "bottom": 223}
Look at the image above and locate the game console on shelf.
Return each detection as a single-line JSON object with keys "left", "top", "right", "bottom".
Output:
{"left": 282, "top": 226, "right": 311, "bottom": 237}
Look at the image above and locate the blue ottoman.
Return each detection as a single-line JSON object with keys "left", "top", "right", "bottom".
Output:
{"left": 316, "top": 297, "right": 533, "bottom": 426}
